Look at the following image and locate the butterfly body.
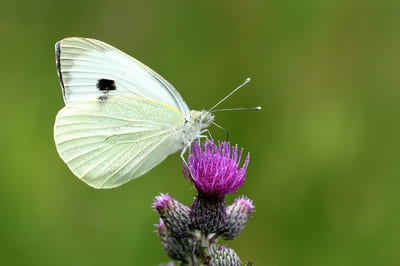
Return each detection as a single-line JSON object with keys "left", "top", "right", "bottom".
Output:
{"left": 54, "top": 37, "right": 214, "bottom": 188}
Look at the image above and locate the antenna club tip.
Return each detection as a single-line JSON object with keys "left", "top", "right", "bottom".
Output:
{"left": 255, "top": 106, "right": 262, "bottom": 110}
{"left": 245, "top": 77, "right": 251, "bottom": 82}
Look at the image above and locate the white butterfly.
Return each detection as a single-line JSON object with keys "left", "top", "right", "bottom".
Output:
{"left": 54, "top": 37, "right": 254, "bottom": 189}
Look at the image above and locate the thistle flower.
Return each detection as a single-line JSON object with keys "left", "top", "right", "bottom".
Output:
{"left": 222, "top": 196, "right": 255, "bottom": 240}
{"left": 184, "top": 141, "right": 250, "bottom": 197}
{"left": 184, "top": 140, "right": 250, "bottom": 233}
{"left": 153, "top": 193, "right": 191, "bottom": 237}
{"left": 154, "top": 140, "right": 255, "bottom": 265}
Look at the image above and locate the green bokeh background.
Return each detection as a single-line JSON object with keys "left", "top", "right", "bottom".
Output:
{"left": 1, "top": 1, "right": 399, "bottom": 265}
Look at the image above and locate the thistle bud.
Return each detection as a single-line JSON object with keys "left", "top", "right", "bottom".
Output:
{"left": 222, "top": 196, "right": 254, "bottom": 240}
{"left": 153, "top": 193, "right": 191, "bottom": 237}
{"left": 156, "top": 220, "right": 197, "bottom": 263}
{"left": 209, "top": 246, "right": 241, "bottom": 266}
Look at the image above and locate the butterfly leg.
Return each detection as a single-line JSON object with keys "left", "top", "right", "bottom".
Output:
{"left": 180, "top": 145, "right": 188, "bottom": 165}
{"left": 180, "top": 144, "right": 194, "bottom": 178}
{"left": 200, "top": 129, "right": 213, "bottom": 140}
{"left": 194, "top": 130, "right": 212, "bottom": 145}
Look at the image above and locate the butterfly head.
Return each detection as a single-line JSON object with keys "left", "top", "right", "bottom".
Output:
{"left": 188, "top": 110, "right": 214, "bottom": 130}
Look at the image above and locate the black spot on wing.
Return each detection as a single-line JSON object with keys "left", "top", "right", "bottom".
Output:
{"left": 97, "top": 79, "right": 116, "bottom": 103}
{"left": 55, "top": 41, "right": 66, "bottom": 100}
{"left": 97, "top": 79, "right": 116, "bottom": 91}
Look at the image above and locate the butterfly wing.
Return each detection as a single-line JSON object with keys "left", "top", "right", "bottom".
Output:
{"left": 54, "top": 96, "right": 185, "bottom": 189}
{"left": 56, "top": 37, "right": 190, "bottom": 116}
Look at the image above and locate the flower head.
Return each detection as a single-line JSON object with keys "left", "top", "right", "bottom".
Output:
{"left": 184, "top": 140, "right": 250, "bottom": 197}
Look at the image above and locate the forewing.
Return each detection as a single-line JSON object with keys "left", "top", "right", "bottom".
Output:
{"left": 54, "top": 96, "right": 184, "bottom": 189}
{"left": 56, "top": 37, "right": 190, "bottom": 116}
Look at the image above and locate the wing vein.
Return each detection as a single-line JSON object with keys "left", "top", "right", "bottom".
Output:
{"left": 98, "top": 131, "right": 171, "bottom": 188}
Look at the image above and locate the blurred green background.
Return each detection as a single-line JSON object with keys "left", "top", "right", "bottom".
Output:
{"left": 1, "top": 0, "right": 399, "bottom": 265}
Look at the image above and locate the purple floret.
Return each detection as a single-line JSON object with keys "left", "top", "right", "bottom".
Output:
{"left": 184, "top": 140, "right": 250, "bottom": 197}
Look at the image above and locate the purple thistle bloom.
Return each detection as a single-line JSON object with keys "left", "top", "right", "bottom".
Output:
{"left": 184, "top": 140, "right": 250, "bottom": 197}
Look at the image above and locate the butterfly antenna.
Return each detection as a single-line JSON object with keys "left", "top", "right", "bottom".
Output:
{"left": 211, "top": 106, "right": 262, "bottom": 112}
{"left": 209, "top": 77, "right": 251, "bottom": 112}
{"left": 212, "top": 121, "right": 229, "bottom": 141}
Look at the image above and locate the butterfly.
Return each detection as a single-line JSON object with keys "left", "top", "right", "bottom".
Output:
{"left": 54, "top": 37, "right": 255, "bottom": 189}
